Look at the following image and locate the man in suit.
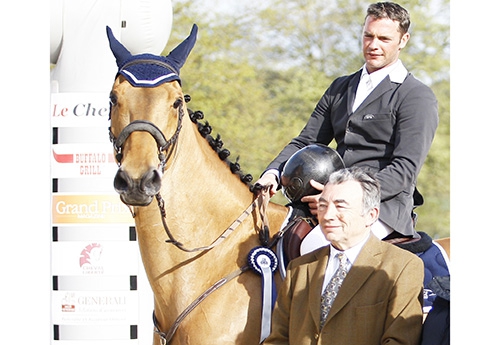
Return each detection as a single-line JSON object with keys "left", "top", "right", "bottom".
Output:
{"left": 255, "top": 2, "right": 438, "bottom": 242}
{"left": 263, "top": 168, "right": 424, "bottom": 345}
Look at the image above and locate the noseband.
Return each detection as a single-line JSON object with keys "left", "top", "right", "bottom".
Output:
{"left": 109, "top": 98, "right": 184, "bottom": 173}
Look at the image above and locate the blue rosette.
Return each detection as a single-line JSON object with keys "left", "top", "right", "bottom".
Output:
{"left": 248, "top": 247, "right": 278, "bottom": 343}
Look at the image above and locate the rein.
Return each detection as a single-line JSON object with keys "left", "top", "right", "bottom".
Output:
{"left": 155, "top": 188, "right": 270, "bottom": 252}
{"left": 153, "top": 266, "right": 250, "bottom": 345}
{"left": 152, "top": 188, "right": 272, "bottom": 344}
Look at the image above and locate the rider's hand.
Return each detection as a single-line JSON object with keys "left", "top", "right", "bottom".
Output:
{"left": 254, "top": 173, "right": 279, "bottom": 197}
{"left": 301, "top": 179, "right": 325, "bottom": 215}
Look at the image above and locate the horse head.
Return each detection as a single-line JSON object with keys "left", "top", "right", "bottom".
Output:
{"left": 107, "top": 25, "right": 197, "bottom": 206}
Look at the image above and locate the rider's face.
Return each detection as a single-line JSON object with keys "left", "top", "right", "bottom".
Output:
{"left": 361, "top": 16, "right": 409, "bottom": 73}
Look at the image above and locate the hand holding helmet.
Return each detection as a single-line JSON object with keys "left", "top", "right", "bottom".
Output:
{"left": 300, "top": 179, "right": 325, "bottom": 216}
{"left": 281, "top": 144, "right": 345, "bottom": 207}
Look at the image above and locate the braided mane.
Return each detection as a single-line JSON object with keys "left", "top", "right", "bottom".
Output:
{"left": 184, "top": 94, "right": 254, "bottom": 187}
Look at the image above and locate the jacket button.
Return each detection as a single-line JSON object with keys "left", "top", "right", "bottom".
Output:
{"left": 314, "top": 333, "right": 319, "bottom": 340}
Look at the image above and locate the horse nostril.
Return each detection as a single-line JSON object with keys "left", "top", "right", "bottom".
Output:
{"left": 141, "top": 169, "right": 162, "bottom": 195}
{"left": 114, "top": 169, "right": 131, "bottom": 193}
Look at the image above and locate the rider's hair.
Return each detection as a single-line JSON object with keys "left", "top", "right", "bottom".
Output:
{"left": 366, "top": 2, "right": 411, "bottom": 35}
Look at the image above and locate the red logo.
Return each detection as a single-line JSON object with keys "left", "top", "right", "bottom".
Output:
{"left": 52, "top": 149, "right": 114, "bottom": 164}
{"left": 79, "top": 243, "right": 104, "bottom": 274}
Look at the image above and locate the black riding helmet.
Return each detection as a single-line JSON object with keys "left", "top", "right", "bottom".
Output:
{"left": 281, "top": 144, "right": 345, "bottom": 202}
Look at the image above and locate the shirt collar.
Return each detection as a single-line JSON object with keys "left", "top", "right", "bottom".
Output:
{"left": 360, "top": 59, "right": 408, "bottom": 86}
{"left": 329, "top": 232, "right": 370, "bottom": 266}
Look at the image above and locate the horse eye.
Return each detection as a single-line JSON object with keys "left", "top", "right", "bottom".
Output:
{"left": 173, "top": 98, "right": 183, "bottom": 109}
{"left": 109, "top": 93, "right": 117, "bottom": 106}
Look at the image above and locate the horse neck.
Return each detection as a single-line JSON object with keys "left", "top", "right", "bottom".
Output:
{"left": 132, "top": 115, "right": 256, "bottom": 260}
{"left": 168, "top": 117, "right": 254, "bottom": 215}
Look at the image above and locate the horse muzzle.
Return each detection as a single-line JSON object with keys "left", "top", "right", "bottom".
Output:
{"left": 113, "top": 167, "right": 162, "bottom": 206}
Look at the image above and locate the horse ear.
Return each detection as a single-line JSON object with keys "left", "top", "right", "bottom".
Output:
{"left": 164, "top": 24, "right": 198, "bottom": 74}
{"left": 106, "top": 26, "right": 132, "bottom": 67}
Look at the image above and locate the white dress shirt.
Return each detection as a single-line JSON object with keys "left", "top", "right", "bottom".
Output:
{"left": 321, "top": 233, "right": 370, "bottom": 294}
{"left": 352, "top": 59, "right": 408, "bottom": 111}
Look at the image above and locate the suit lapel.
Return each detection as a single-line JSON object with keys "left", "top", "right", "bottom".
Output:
{"left": 347, "top": 70, "right": 362, "bottom": 114}
{"left": 354, "top": 76, "right": 395, "bottom": 113}
{"left": 307, "top": 246, "right": 330, "bottom": 330}
{"left": 324, "top": 235, "right": 383, "bottom": 322}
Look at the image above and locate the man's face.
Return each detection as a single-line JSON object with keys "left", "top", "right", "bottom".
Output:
{"left": 317, "top": 180, "right": 378, "bottom": 250}
{"left": 362, "top": 15, "right": 410, "bottom": 73}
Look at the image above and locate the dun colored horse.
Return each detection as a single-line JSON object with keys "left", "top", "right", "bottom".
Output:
{"left": 106, "top": 25, "right": 450, "bottom": 344}
{"left": 107, "top": 25, "right": 288, "bottom": 345}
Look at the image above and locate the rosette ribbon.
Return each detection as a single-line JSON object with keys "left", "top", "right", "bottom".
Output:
{"left": 248, "top": 246, "right": 278, "bottom": 343}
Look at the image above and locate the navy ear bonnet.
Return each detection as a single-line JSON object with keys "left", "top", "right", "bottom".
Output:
{"left": 106, "top": 24, "right": 198, "bottom": 87}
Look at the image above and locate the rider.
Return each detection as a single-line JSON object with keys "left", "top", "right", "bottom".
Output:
{"left": 255, "top": 1, "right": 438, "bottom": 244}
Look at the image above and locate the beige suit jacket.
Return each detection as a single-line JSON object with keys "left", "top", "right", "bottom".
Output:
{"left": 264, "top": 234, "right": 424, "bottom": 345}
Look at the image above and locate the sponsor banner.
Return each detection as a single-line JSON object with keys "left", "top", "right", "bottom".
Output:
{"left": 51, "top": 93, "right": 110, "bottom": 127}
{"left": 52, "top": 291, "right": 138, "bottom": 325}
{"left": 52, "top": 143, "right": 117, "bottom": 178}
{"left": 51, "top": 241, "right": 139, "bottom": 276}
{"left": 52, "top": 194, "right": 134, "bottom": 225}
{"left": 51, "top": 144, "right": 118, "bottom": 178}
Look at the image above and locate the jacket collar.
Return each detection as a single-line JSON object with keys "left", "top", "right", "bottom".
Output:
{"left": 362, "top": 59, "right": 408, "bottom": 85}
{"left": 348, "top": 61, "right": 408, "bottom": 113}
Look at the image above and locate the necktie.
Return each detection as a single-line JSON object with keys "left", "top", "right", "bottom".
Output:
{"left": 319, "top": 252, "right": 349, "bottom": 329}
{"left": 352, "top": 73, "right": 373, "bottom": 111}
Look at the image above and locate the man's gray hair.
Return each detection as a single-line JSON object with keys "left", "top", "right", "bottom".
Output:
{"left": 327, "top": 167, "right": 381, "bottom": 215}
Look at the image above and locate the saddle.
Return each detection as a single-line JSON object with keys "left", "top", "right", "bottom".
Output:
{"left": 275, "top": 203, "right": 317, "bottom": 275}
{"left": 280, "top": 215, "right": 317, "bottom": 264}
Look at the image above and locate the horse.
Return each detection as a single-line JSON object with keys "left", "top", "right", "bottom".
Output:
{"left": 106, "top": 24, "right": 451, "bottom": 344}
{"left": 106, "top": 24, "right": 289, "bottom": 345}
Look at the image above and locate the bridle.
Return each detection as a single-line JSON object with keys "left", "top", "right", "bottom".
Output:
{"left": 108, "top": 97, "right": 184, "bottom": 174}
{"left": 108, "top": 80, "right": 269, "bottom": 253}
{"left": 109, "top": 58, "right": 185, "bottom": 173}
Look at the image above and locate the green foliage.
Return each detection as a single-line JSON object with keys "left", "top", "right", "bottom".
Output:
{"left": 166, "top": 0, "right": 450, "bottom": 238}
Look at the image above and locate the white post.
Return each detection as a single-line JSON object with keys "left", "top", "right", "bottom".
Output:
{"left": 50, "top": 1, "right": 172, "bottom": 344}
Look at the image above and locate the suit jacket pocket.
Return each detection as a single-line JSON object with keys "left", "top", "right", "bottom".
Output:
{"left": 352, "top": 301, "right": 386, "bottom": 342}
{"left": 349, "top": 112, "right": 395, "bottom": 143}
